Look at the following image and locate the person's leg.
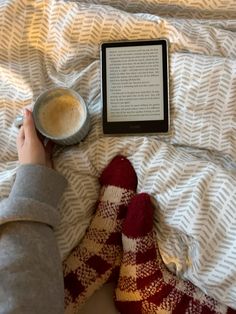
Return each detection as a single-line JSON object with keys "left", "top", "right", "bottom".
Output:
{"left": 115, "top": 193, "right": 220, "bottom": 314}
{"left": 63, "top": 155, "right": 137, "bottom": 314}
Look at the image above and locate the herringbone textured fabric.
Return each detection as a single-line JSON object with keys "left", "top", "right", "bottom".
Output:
{"left": 0, "top": 0, "right": 236, "bottom": 309}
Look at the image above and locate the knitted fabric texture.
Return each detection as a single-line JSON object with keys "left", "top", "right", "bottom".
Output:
{"left": 115, "top": 193, "right": 236, "bottom": 314}
{"left": 63, "top": 155, "right": 137, "bottom": 313}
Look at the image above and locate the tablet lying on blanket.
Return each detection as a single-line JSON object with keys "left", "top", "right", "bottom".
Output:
{"left": 100, "top": 39, "right": 169, "bottom": 134}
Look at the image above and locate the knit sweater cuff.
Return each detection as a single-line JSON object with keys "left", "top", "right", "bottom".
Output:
{"left": 10, "top": 164, "right": 67, "bottom": 208}
{"left": 0, "top": 164, "right": 67, "bottom": 228}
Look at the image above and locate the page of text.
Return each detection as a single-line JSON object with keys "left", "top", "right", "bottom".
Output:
{"left": 106, "top": 45, "right": 164, "bottom": 122}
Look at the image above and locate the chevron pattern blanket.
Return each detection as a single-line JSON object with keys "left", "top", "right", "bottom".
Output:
{"left": 0, "top": 0, "right": 236, "bottom": 311}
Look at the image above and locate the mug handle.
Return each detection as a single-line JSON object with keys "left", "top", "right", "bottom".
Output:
{"left": 14, "top": 114, "right": 24, "bottom": 128}
{"left": 14, "top": 104, "right": 33, "bottom": 128}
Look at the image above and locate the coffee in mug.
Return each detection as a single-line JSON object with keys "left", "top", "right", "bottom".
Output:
{"left": 33, "top": 88, "right": 90, "bottom": 145}
{"left": 38, "top": 94, "right": 85, "bottom": 138}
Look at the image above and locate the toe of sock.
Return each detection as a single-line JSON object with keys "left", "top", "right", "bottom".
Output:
{"left": 99, "top": 155, "right": 137, "bottom": 191}
{"left": 122, "top": 193, "right": 154, "bottom": 238}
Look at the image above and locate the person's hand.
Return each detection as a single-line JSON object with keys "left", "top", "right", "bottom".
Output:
{"left": 16, "top": 109, "right": 53, "bottom": 167}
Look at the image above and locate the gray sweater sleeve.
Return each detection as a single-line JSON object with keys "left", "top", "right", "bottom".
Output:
{"left": 0, "top": 164, "right": 68, "bottom": 314}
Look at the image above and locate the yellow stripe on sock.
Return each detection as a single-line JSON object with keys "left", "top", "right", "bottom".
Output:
{"left": 122, "top": 235, "right": 137, "bottom": 252}
{"left": 91, "top": 215, "right": 117, "bottom": 232}
{"left": 102, "top": 186, "right": 125, "bottom": 203}
{"left": 116, "top": 288, "right": 142, "bottom": 301}
{"left": 120, "top": 263, "right": 137, "bottom": 277}
{"left": 81, "top": 238, "right": 103, "bottom": 254}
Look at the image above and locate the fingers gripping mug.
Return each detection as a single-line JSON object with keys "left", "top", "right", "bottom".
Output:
{"left": 15, "top": 88, "right": 91, "bottom": 145}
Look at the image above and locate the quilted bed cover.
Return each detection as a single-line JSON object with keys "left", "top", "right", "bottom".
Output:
{"left": 0, "top": 0, "right": 236, "bottom": 311}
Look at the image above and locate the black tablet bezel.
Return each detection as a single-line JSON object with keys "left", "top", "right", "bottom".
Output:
{"left": 101, "top": 39, "right": 169, "bottom": 134}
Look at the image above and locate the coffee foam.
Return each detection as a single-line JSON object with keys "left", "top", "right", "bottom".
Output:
{"left": 38, "top": 94, "right": 85, "bottom": 138}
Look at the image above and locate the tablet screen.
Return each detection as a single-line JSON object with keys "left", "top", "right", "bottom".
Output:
{"left": 106, "top": 45, "right": 164, "bottom": 122}
{"left": 101, "top": 39, "right": 169, "bottom": 134}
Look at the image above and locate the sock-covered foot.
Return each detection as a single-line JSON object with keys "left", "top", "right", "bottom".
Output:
{"left": 115, "top": 193, "right": 226, "bottom": 314}
{"left": 63, "top": 155, "right": 137, "bottom": 314}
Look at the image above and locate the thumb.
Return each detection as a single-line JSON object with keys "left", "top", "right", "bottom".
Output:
{"left": 23, "top": 109, "right": 38, "bottom": 140}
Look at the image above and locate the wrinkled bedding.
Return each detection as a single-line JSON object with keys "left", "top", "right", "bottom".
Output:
{"left": 0, "top": 0, "right": 236, "bottom": 310}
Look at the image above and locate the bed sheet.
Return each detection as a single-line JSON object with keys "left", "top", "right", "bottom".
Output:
{"left": 0, "top": 0, "right": 236, "bottom": 310}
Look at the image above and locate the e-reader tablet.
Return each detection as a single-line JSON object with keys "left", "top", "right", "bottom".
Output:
{"left": 100, "top": 39, "right": 169, "bottom": 134}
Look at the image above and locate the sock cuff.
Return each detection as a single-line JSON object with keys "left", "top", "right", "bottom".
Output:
{"left": 122, "top": 193, "right": 154, "bottom": 238}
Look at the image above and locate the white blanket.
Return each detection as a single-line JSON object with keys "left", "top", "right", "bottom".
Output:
{"left": 0, "top": 0, "right": 236, "bottom": 310}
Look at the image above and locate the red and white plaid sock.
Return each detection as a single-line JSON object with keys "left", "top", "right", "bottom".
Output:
{"left": 63, "top": 155, "right": 137, "bottom": 314}
{"left": 115, "top": 193, "right": 230, "bottom": 314}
